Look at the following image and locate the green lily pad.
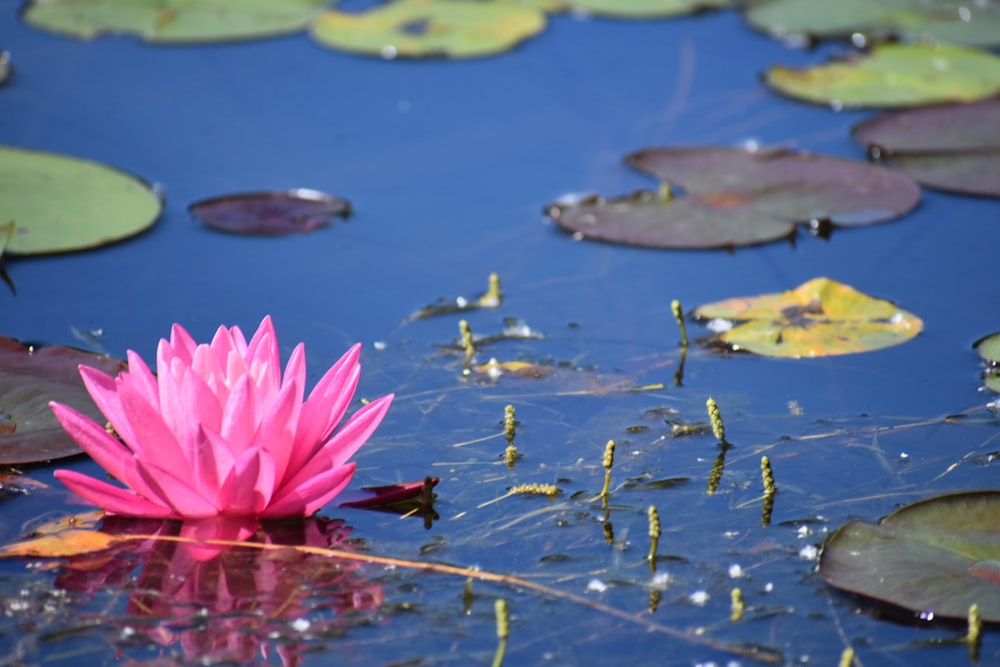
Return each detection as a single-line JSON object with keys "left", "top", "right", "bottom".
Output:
{"left": 973, "top": 331, "right": 1000, "bottom": 394}
{"left": 310, "top": 1, "right": 547, "bottom": 59}
{"left": 764, "top": 43, "right": 1000, "bottom": 108}
{"left": 852, "top": 99, "right": 1000, "bottom": 198}
{"left": 566, "top": 0, "right": 733, "bottom": 19}
{"left": 820, "top": 491, "right": 1000, "bottom": 622}
{"left": 21, "top": 0, "right": 330, "bottom": 43}
{"left": 0, "top": 337, "right": 127, "bottom": 464}
{"left": 0, "top": 146, "right": 161, "bottom": 255}
{"left": 692, "top": 277, "right": 923, "bottom": 357}
{"left": 745, "top": 0, "right": 1000, "bottom": 49}
{"left": 545, "top": 147, "right": 921, "bottom": 249}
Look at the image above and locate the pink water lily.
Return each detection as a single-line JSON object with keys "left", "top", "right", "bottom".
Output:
{"left": 50, "top": 316, "right": 393, "bottom": 520}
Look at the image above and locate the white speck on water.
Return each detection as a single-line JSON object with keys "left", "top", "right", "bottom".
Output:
{"left": 373, "top": 340, "right": 387, "bottom": 351}
{"left": 797, "top": 525, "right": 811, "bottom": 538}
{"left": 650, "top": 572, "right": 672, "bottom": 590}
{"left": 764, "top": 582, "right": 774, "bottom": 593}
{"left": 799, "top": 544, "right": 819, "bottom": 560}
{"left": 706, "top": 318, "right": 733, "bottom": 333}
{"left": 689, "top": 590, "right": 710, "bottom": 606}
{"left": 587, "top": 578, "right": 608, "bottom": 593}
{"left": 290, "top": 618, "right": 310, "bottom": 633}
{"left": 455, "top": 296, "right": 469, "bottom": 308}
{"left": 728, "top": 564, "right": 744, "bottom": 579}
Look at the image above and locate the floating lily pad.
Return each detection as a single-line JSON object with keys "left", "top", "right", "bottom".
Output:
{"left": 21, "top": 0, "right": 329, "bottom": 43}
{"left": 566, "top": 0, "right": 732, "bottom": 18}
{"left": 546, "top": 147, "right": 920, "bottom": 249}
{"left": 0, "top": 337, "right": 127, "bottom": 464}
{"left": 0, "top": 147, "right": 161, "bottom": 255}
{"left": 852, "top": 99, "right": 1000, "bottom": 198}
{"left": 310, "top": 1, "right": 547, "bottom": 59}
{"left": 973, "top": 331, "right": 1000, "bottom": 394}
{"left": 692, "top": 277, "right": 922, "bottom": 357}
{"left": 189, "top": 189, "right": 350, "bottom": 236}
{"left": 764, "top": 43, "right": 1000, "bottom": 108}
{"left": 820, "top": 491, "right": 1000, "bottom": 622}
{"left": 745, "top": 0, "right": 1000, "bottom": 48}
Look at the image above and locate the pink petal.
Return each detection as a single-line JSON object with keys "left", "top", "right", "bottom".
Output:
{"left": 116, "top": 376, "right": 190, "bottom": 479}
{"left": 325, "top": 394, "right": 394, "bottom": 468}
{"left": 274, "top": 394, "right": 391, "bottom": 501}
{"left": 178, "top": 517, "right": 260, "bottom": 561}
{"left": 220, "top": 374, "right": 256, "bottom": 456}
{"left": 78, "top": 364, "right": 137, "bottom": 447}
{"left": 190, "top": 425, "right": 236, "bottom": 498}
{"left": 54, "top": 469, "right": 172, "bottom": 518}
{"left": 175, "top": 359, "right": 224, "bottom": 460}
{"left": 256, "top": 346, "right": 305, "bottom": 482}
{"left": 135, "top": 460, "right": 219, "bottom": 518}
{"left": 123, "top": 351, "right": 158, "bottom": 406}
{"left": 190, "top": 343, "right": 228, "bottom": 405}
{"left": 168, "top": 323, "right": 198, "bottom": 365}
{"left": 217, "top": 448, "right": 277, "bottom": 515}
{"left": 245, "top": 317, "right": 280, "bottom": 401}
{"left": 287, "top": 345, "right": 361, "bottom": 478}
{"left": 262, "top": 463, "right": 355, "bottom": 518}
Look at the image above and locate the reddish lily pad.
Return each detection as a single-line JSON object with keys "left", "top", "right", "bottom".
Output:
{"left": 973, "top": 330, "right": 1000, "bottom": 394}
{"left": 764, "top": 43, "right": 1000, "bottom": 109}
{"left": 0, "top": 337, "right": 127, "bottom": 464}
{"left": 546, "top": 147, "right": 921, "bottom": 249}
{"left": 820, "top": 491, "right": 1000, "bottom": 622}
{"left": 745, "top": 0, "right": 1000, "bottom": 49}
{"left": 189, "top": 189, "right": 351, "bottom": 236}
{"left": 852, "top": 99, "right": 1000, "bottom": 198}
{"left": 692, "top": 277, "right": 922, "bottom": 358}
{"left": 339, "top": 477, "right": 439, "bottom": 509}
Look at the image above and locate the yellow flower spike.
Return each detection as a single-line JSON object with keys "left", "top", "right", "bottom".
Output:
{"left": 838, "top": 647, "right": 855, "bottom": 667}
{"left": 706, "top": 397, "right": 727, "bottom": 444}
{"left": 967, "top": 602, "right": 982, "bottom": 661}
{"left": 647, "top": 505, "right": 661, "bottom": 571}
{"left": 671, "top": 299, "right": 688, "bottom": 348}
{"left": 761, "top": 456, "right": 777, "bottom": 495}
{"left": 478, "top": 272, "right": 503, "bottom": 308}
{"left": 730, "top": 587, "right": 745, "bottom": 622}
{"left": 491, "top": 598, "right": 510, "bottom": 667}
{"left": 599, "top": 439, "right": 616, "bottom": 502}
{"left": 503, "top": 404, "right": 517, "bottom": 444}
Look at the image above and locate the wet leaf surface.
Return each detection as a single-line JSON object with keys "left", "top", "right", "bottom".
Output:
{"left": 0, "top": 146, "right": 161, "bottom": 255}
{"left": 566, "top": 0, "right": 733, "bottom": 19}
{"left": 0, "top": 337, "right": 127, "bottom": 464}
{"left": 22, "top": 0, "right": 330, "bottom": 43}
{"left": 546, "top": 147, "right": 921, "bottom": 249}
{"left": 310, "top": 0, "right": 547, "bottom": 59}
{"left": 820, "top": 491, "right": 1000, "bottom": 622}
{"left": 189, "top": 189, "right": 351, "bottom": 236}
{"left": 764, "top": 43, "right": 1000, "bottom": 108}
{"left": 692, "top": 277, "right": 923, "bottom": 357}
{"left": 852, "top": 99, "right": 1000, "bottom": 198}
{"left": 974, "top": 331, "right": 1000, "bottom": 393}
{"left": 745, "top": 0, "right": 1000, "bottom": 48}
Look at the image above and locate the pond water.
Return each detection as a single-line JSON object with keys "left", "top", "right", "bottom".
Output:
{"left": 3, "top": 4, "right": 1000, "bottom": 666}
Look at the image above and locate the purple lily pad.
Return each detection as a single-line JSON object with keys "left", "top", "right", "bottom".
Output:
{"left": 852, "top": 99, "right": 1000, "bottom": 198}
{"left": 0, "top": 337, "right": 126, "bottom": 464}
{"left": 820, "top": 491, "right": 1000, "bottom": 622}
{"left": 545, "top": 147, "right": 921, "bottom": 249}
{"left": 189, "top": 188, "right": 351, "bottom": 236}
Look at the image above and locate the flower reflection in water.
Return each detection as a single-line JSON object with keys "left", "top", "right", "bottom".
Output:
{"left": 56, "top": 515, "right": 382, "bottom": 665}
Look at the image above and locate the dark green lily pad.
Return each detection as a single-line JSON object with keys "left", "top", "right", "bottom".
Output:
{"left": 764, "top": 43, "right": 1000, "bottom": 109}
{"left": 21, "top": 0, "right": 329, "bottom": 43}
{"left": 310, "top": 1, "right": 547, "bottom": 59}
{"left": 745, "top": 0, "right": 1000, "bottom": 49}
{"left": 0, "top": 146, "right": 161, "bottom": 255}
{"left": 189, "top": 189, "right": 351, "bottom": 236}
{"left": 545, "top": 147, "right": 921, "bottom": 249}
{"left": 820, "top": 491, "right": 1000, "bottom": 622}
{"left": 566, "top": 0, "right": 733, "bottom": 19}
{"left": 852, "top": 99, "right": 1000, "bottom": 198}
{"left": 973, "top": 331, "right": 1000, "bottom": 394}
{"left": 0, "top": 337, "right": 127, "bottom": 465}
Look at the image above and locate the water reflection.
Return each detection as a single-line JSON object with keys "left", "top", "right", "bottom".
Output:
{"left": 55, "top": 516, "right": 382, "bottom": 665}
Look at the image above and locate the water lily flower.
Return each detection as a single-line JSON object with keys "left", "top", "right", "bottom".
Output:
{"left": 50, "top": 316, "right": 393, "bottom": 520}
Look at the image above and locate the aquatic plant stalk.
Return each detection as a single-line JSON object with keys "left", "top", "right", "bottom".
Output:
{"left": 706, "top": 397, "right": 727, "bottom": 444}
{"left": 492, "top": 598, "right": 510, "bottom": 667}
{"left": 647, "top": 505, "right": 661, "bottom": 570}
{"left": 671, "top": 299, "right": 688, "bottom": 347}
{"left": 600, "top": 439, "right": 616, "bottom": 502}
{"left": 730, "top": 588, "right": 744, "bottom": 622}
{"left": 50, "top": 316, "right": 392, "bottom": 520}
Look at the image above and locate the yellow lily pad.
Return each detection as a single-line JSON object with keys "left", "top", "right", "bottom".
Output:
{"left": 764, "top": 42, "right": 1000, "bottom": 109}
{"left": 22, "top": 0, "right": 329, "bottom": 43}
{"left": 567, "top": 0, "right": 733, "bottom": 19}
{"left": 310, "top": 0, "right": 547, "bottom": 60}
{"left": 692, "top": 277, "right": 922, "bottom": 358}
